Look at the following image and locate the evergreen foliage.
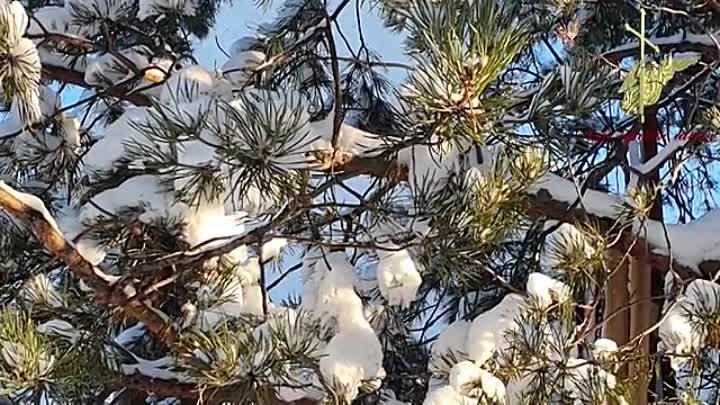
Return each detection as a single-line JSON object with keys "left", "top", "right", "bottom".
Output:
{"left": 1, "top": 0, "right": 720, "bottom": 404}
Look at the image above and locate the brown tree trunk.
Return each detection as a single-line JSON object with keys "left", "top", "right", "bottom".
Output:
{"left": 115, "top": 388, "right": 148, "bottom": 405}
{"left": 602, "top": 254, "right": 630, "bottom": 378}
{"left": 628, "top": 108, "right": 664, "bottom": 405}
{"left": 629, "top": 248, "right": 654, "bottom": 405}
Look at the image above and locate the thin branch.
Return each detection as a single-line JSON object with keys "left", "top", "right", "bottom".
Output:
{"left": 0, "top": 183, "right": 177, "bottom": 345}
{"left": 325, "top": 14, "right": 344, "bottom": 149}
{"left": 42, "top": 64, "right": 152, "bottom": 106}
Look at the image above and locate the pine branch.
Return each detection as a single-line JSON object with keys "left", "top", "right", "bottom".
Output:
{"left": 319, "top": 152, "right": 716, "bottom": 279}
{"left": 31, "top": 54, "right": 720, "bottom": 281}
{"left": 41, "top": 64, "right": 152, "bottom": 106}
{"left": 0, "top": 183, "right": 178, "bottom": 346}
{"left": 122, "top": 373, "right": 316, "bottom": 405}
{"left": 324, "top": 3, "right": 345, "bottom": 148}
{"left": 36, "top": 33, "right": 717, "bottom": 283}
{"left": 526, "top": 187, "right": 700, "bottom": 278}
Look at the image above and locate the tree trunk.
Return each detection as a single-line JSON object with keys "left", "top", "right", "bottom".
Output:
{"left": 602, "top": 254, "right": 630, "bottom": 378}
{"left": 628, "top": 107, "right": 665, "bottom": 405}
{"left": 116, "top": 388, "right": 147, "bottom": 405}
{"left": 629, "top": 248, "right": 654, "bottom": 405}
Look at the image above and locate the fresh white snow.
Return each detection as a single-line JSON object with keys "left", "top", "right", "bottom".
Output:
{"left": 376, "top": 247, "right": 422, "bottom": 308}
{"left": 525, "top": 272, "right": 570, "bottom": 309}
{"left": 0, "top": 181, "right": 61, "bottom": 233}
{"left": 466, "top": 293, "right": 525, "bottom": 365}
{"left": 430, "top": 319, "right": 470, "bottom": 372}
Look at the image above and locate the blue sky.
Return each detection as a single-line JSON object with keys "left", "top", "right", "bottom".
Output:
{"left": 195, "top": 0, "right": 409, "bottom": 84}
{"left": 59, "top": 1, "right": 409, "bottom": 105}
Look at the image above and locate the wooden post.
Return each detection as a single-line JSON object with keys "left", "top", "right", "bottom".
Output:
{"left": 629, "top": 248, "right": 654, "bottom": 404}
{"left": 628, "top": 107, "right": 664, "bottom": 404}
{"left": 602, "top": 253, "right": 630, "bottom": 378}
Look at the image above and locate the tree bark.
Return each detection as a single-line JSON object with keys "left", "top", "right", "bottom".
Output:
{"left": 115, "top": 388, "right": 147, "bottom": 405}
{"left": 629, "top": 248, "right": 654, "bottom": 405}
{"left": 628, "top": 108, "right": 664, "bottom": 405}
{"left": 0, "top": 183, "right": 178, "bottom": 345}
{"left": 602, "top": 254, "right": 630, "bottom": 377}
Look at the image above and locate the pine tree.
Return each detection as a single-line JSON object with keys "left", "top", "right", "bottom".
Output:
{"left": 2, "top": 0, "right": 720, "bottom": 404}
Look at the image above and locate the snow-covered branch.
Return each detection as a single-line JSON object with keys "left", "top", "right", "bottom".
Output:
{"left": 630, "top": 138, "right": 688, "bottom": 177}
{"left": 42, "top": 63, "right": 153, "bottom": 106}
{"left": 325, "top": 150, "right": 719, "bottom": 279}
{"left": 122, "top": 373, "right": 313, "bottom": 405}
{"left": 526, "top": 174, "right": 720, "bottom": 278}
{"left": 0, "top": 181, "right": 178, "bottom": 345}
{"left": 602, "top": 30, "right": 720, "bottom": 62}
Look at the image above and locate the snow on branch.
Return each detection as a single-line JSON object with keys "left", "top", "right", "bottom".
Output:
{"left": 326, "top": 150, "right": 720, "bottom": 279}
{"left": 525, "top": 174, "right": 718, "bottom": 278}
{"left": 603, "top": 30, "right": 720, "bottom": 62}
{"left": 36, "top": 32, "right": 720, "bottom": 281}
{"left": 42, "top": 63, "right": 153, "bottom": 106}
{"left": 630, "top": 138, "right": 688, "bottom": 176}
{"left": 122, "top": 373, "right": 312, "bottom": 405}
{"left": 0, "top": 181, "right": 178, "bottom": 345}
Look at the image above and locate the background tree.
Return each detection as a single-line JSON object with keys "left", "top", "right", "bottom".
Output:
{"left": 1, "top": 0, "right": 720, "bottom": 404}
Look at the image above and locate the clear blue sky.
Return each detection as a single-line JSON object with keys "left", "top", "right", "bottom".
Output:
{"left": 195, "top": 0, "right": 409, "bottom": 84}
